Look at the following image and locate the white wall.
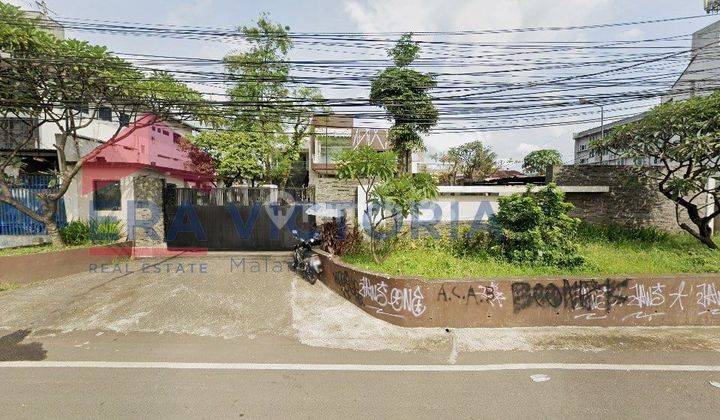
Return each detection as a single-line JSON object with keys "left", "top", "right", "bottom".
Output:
{"left": 64, "top": 167, "right": 187, "bottom": 239}
{"left": 355, "top": 185, "right": 609, "bottom": 226}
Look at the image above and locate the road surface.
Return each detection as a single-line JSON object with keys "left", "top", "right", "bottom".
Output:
{"left": 1, "top": 255, "right": 720, "bottom": 418}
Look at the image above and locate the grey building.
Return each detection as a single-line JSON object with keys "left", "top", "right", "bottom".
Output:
{"left": 663, "top": 19, "right": 720, "bottom": 102}
{"left": 572, "top": 113, "right": 650, "bottom": 165}
{"left": 573, "top": 19, "right": 720, "bottom": 165}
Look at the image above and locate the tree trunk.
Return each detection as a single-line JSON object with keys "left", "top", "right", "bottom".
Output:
{"left": 370, "top": 238, "right": 381, "bottom": 264}
{"left": 45, "top": 218, "right": 63, "bottom": 246}
{"left": 680, "top": 222, "right": 717, "bottom": 249}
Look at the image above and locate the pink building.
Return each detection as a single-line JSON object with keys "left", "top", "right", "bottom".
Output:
{"left": 63, "top": 114, "right": 214, "bottom": 240}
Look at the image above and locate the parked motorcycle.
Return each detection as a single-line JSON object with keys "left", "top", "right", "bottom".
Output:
{"left": 291, "top": 229, "right": 323, "bottom": 284}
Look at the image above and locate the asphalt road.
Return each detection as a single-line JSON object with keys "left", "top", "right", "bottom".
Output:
{"left": 1, "top": 255, "right": 720, "bottom": 419}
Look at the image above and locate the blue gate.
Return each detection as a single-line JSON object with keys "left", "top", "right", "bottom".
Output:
{"left": 0, "top": 175, "right": 67, "bottom": 235}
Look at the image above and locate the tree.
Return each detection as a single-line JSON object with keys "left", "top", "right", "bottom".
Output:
{"left": 199, "top": 14, "right": 324, "bottom": 187}
{"left": 594, "top": 92, "right": 720, "bottom": 249}
{"left": 437, "top": 141, "right": 497, "bottom": 185}
{"left": 188, "top": 131, "right": 264, "bottom": 187}
{"left": 370, "top": 33, "right": 438, "bottom": 173}
{"left": 0, "top": 3, "right": 206, "bottom": 244}
{"left": 336, "top": 146, "right": 438, "bottom": 263}
{"left": 522, "top": 149, "right": 563, "bottom": 176}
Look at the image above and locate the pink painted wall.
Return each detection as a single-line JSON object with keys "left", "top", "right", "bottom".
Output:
{"left": 81, "top": 114, "right": 214, "bottom": 194}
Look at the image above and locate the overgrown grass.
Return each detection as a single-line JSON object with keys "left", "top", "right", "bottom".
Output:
{"left": 343, "top": 225, "right": 720, "bottom": 279}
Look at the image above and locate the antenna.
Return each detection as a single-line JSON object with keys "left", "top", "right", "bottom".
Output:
{"left": 706, "top": 0, "right": 720, "bottom": 14}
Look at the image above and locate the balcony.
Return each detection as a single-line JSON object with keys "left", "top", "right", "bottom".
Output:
{"left": 311, "top": 127, "right": 389, "bottom": 173}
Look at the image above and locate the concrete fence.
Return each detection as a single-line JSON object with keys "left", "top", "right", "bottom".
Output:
{"left": 318, "top": 251, "right": 720, "bottom": 328}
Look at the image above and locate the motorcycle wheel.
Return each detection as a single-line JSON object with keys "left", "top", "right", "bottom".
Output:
{"left": 291, "top": 251, "right": 301, "bottom": 270}
{"left": 302, "top": 266, "right": 317, "bottom": 285}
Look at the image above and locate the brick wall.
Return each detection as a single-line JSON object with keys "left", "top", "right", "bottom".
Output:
{"left": 313, "top": 177, "right": 359, "bottom": 225}
{"left": 548, "top": 165, "right": 698, "bottom": 232}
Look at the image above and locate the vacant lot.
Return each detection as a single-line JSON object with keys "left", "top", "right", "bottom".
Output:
{"left": 344, "top": 228, "right": 720, "bottom": 278}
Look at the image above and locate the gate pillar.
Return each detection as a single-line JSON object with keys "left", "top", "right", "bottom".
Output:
{"left": 129, "top": 175, "right": 167, "bottom": 256}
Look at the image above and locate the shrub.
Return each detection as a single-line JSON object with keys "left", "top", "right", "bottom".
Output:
{"left": 320, "top": 219, "right": 362, "bottom": 256}
{"left": 59, "top": 218, "right": 122, "bottom": 245}
{"left": 89, "top": 218, "right": 122, "bottom": 244}
{"left": 451, "top": 225, "right": 494, "bottom": 257}
{"left": 491, "top": 183, "right": 584, "bottom": 267}
{"left": 60, "top": 220, "right": 90, "bottom": 245}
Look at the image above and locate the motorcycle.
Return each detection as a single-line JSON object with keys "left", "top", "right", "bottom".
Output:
{"left": 291, "top": 229, "right": 323, "bottom": 284}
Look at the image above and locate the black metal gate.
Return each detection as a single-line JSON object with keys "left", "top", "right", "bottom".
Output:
{"left": 163, "top": 186, "right": 316, "bottom": 251}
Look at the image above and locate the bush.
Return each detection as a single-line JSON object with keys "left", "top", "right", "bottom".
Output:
{"left": 320, "top": 219, "right": 362, "bottom": 256}
{"left": 491, "top": 183, "right": 584, "bottom": 268}
{"left": 60, "top": 220, "right": 90, "bottom": 245}
{"left": 451, "top": 225, "right": 494, "bottom": 257}
{"left": 59, "top": 218, "right": 122, "bottom": 245}
{"left": 89, "top": 218, "right": 122, "bottom": 244}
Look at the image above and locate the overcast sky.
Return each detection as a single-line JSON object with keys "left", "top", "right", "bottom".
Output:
{"left": 8, "top": 0, "right": 719, "bottom": 167}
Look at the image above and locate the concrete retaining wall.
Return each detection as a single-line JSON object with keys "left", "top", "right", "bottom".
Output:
{"left": 0, "top": 242, "right": 133, "bottom": 286}
{"left": 0, "top": 235, "right": 51, "bottom": 249}
{"left": 319, "top": 252, "right": 720, "bottom": 327}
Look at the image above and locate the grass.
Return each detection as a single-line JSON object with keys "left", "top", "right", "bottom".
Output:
{"left": 0, "top": 243, "right": 96, "bottom": 257}
{"left": 343, "top": 226, "right": 720, "bottom": 279}
{"left": 0, "top": 282, "right": 18, "bottom": 292}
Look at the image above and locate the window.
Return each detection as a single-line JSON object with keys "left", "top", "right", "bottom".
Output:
{"left": 98, "top": 107, "right": 112, "bottom": 121}
{"left": 72, "top": 103, "right": 90, "bottom": 114}
{"left": 93, "top": 180, "right": 121, "bottom": 211}
{"left": 119, "top": 113, "right": 130, "bottom": 127}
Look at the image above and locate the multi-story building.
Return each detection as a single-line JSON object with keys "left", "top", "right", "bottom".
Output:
{"left": 1, "top": 11, "right": 130, "bottom": 178}
{"left": 307, "top": 114, "right": 389, "bottom": 183}
{"left": 572, "top": 113, "right": 650, "bottom": 165}
{"left": 573, "top": 18, "right": 720, "bottom": 165}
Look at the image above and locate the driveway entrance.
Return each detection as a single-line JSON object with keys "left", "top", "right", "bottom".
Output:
{"left": 163, "top": 186, "right": 316, "bottom": 251}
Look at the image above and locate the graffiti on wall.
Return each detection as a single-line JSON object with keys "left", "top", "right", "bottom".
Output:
{"left": 436, "top": 283, "right": 506, "bottom": 307}
{"left": 358, "top": 277, "right": 426, "bottom": 319}
{"left": 510, "top": 278, "right": 720, "bottom": 322}
{"left": 332, "top": 271, "right": 426, "bottom": 319}
{"left": 334, "top": 270, "right": 363, "bottom": 307}
{"left": 510, "top": 279, "right": 629, "bottom": 315}
{"left": 328, "top": 257, "right": 720, "bottom": 326}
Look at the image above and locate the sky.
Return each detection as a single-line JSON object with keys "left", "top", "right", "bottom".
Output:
{"left": 8, "top": 0, "right": 719, "bottom": 168}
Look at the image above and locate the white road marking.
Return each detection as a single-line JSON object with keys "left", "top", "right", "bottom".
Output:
{"left": 1, "top": 362, "right": 720, "bottom": 372}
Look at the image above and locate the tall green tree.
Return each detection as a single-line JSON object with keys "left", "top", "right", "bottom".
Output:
{"left": 0, "top": 3, "right": 206, "bottom": 244}
{"left": 370, "top": 33, "right": 438, "bottom": 173}
{"left": 522, "top": 149, "right": 563, "bottom": 176}
{"left": 196, "top": 14, "right": 324, "bottom": 187}
{"left": 594, "top": 91, "right": 720, "bottom": 249}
